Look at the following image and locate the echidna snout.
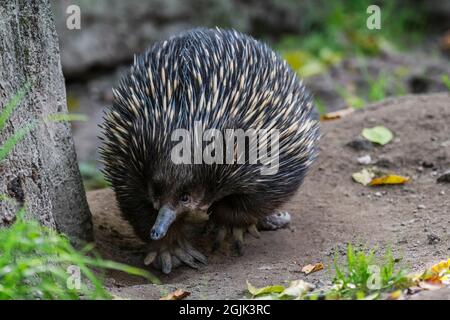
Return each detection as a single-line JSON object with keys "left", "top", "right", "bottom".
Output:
{"left": 147, "top": 174, "right": 209, "bottom": 240}
{"left": 150, "top": 205, "right": 176, "bottom": 240}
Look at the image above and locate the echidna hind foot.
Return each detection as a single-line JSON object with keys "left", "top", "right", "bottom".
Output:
{"left": 143, "top": 227, "right": 207, "bottom": 274}
{"left": 257, "top": 211, "right": 291, "bottom": 231}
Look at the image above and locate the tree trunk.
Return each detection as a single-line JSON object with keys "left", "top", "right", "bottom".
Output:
{"left": 0, "top": 0, "right": 93, "bottom": 245}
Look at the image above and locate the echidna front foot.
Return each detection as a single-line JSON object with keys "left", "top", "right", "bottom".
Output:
{"left": 207, "top": 211, "right": 291, "bottom": 256}
{"left": 257, "top": 211, "right": 291, "bottom": 231}
{"left": 144, "top": 231, "right": 207, "bottom": 274}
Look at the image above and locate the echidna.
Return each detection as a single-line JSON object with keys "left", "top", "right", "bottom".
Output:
{"left": 100, "top": 28, "right": 319, "bottom": 274}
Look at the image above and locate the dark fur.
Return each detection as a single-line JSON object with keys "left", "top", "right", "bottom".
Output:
{"left": 100, "top": 28, "right": 319, "bottom": 242}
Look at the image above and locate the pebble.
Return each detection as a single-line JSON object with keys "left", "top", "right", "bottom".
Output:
{"left": 441, "top": 140, "right": 450, "bottom": 147}
{"left": 357, "top": 154, "right": 372, "bottom": 165}
{"left": 347, "top": 137, "right": 374, "bottom": 151}
{"left": 421, "top": 161, "right": 434, "bottom": 168}
{"left": 375, "top": 192, "right": 383, "bottom": 197}
{"left": 427, "top": 233, "right": 441, "bottom": 245}
{"left": 417, "top": 204, "right": 426, "bottom": 210}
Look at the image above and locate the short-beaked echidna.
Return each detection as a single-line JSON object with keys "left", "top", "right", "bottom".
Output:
{"left": 100, "top": 28, "right": 319, "bottom": 274}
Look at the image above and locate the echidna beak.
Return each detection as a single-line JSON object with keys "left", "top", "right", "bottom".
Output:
{"left": 150, "top": 206, "right": 176, "bottom": 240}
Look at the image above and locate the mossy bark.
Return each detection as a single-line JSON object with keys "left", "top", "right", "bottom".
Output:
{"left": 0, "top": 0, "right": 93, "bottom": 245}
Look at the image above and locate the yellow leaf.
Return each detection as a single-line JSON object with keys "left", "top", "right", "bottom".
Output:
{"left": 387, "top": 290, "right": 403, "bottom": 300}
{"left": 430, "top": 260, "right": 450, "bottom": 274}
{"left": 320, "top": 108, "right": 354, "bottom": 121}
{"left": 301, "top": 262, "right": 324, "bottom": 275}
{"left": 282, "top": 50, "right": 309, "bottom": 70}
{"left": 159, "top": 289, "right": 190, "bottom": 300}
{"left": 369, "top": 175, "right": 410, "bottom": 186}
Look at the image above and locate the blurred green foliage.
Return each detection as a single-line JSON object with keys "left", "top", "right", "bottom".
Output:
{"left": 0, "top": 84, "right": 157, "bottom": 300}
{"left": 442, "top": 74, "right": 450, "bottom": 91}
{"left": 0, "top": 208, "right": 158, "bottom": 299}
{"left": 278, "top": 0, "right": 426, "bottom": 78}
{"left": 79, "top": 162, "right": 109, "bottom": 190}
{"left": 277, "top": 0, "right": 425, "bottom": 114}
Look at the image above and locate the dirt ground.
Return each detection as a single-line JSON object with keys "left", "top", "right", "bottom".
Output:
{"left": 87, "top": 93, "right": 450, "bottom": 299}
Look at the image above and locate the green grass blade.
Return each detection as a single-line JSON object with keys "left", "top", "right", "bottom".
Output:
{"left": 441, "top": 74, "right": 450, "bottom": 91}
{"left": 0, "top": 82, "right": 31, "bottom": 132}
{"left": 0, "top": 121, "right": 36, "bottom": 161}
{"left": 88, "top": 259, "right": 161, "bottom": 284}
{"left": 44, "top": 113, "right": 88, "bottom": 123}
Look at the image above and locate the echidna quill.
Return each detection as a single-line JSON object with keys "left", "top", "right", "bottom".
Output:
{"left": 100, "top": 28, "right": 319, "bottom": 274}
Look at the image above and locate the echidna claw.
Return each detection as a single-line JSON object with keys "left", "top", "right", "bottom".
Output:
{"left": 209, "top": 223, "right": 262, "bottom": 255}
{"left": 160, "top": 251, "right": 172, "bottom": 274}
{"left": 173, "top": 248, "right": 198, "bottom": 269}
{"left": 182, "top": 242, "right": 208, "bottom": 265}
{"left": 247, "top": 224, "right": 260, "bottom": 238}
{"left": 144, "top": 251, "right": 158, "bottom": 266}
{"left": 232, "top": 227, "right": 244, "bottom": 256}
{"left": 212, "top": 226, "right": 227, "bottom": 252}
{"left": 144, "top": 238, "right": 207, "bottom": 273}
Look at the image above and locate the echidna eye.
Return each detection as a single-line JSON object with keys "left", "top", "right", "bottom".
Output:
{"left": 180, "top": 194, "right": 190, "bottom": 203}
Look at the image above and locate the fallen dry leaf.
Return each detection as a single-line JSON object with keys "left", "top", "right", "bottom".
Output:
{"left": 159, "top": 289, "right": 190, "bottom": 300}
{"left": 301, "top": 262, "right": 324, "bottom": 275}
{"left": 430, "top": 259, "right": 450, "bottom": 275}
{"left": 406, "top": 258, "right": 450, "bottom": 296}
{"left": 352, "top": 167, "right": 410, "bottom": 187}
{"left": 352, "top": 168, "right": 376, "bottom": 186}
{"left": 387, "top": 290, "right": 403, "bottom": 300}
{"left": 247, "top": 281, "right": 285, "bottom": 297}
{"left": 418, "top": 259, "right": 450, "bottom": 285}
{"left": 369, "top": 174, "right": 410, "bottom": 186}
{"left": 320, "top": 108, "right": 354, "bottom": 121}
{"left": 417, "top": 281, "right": 444, "bottom": 291}
{"left": 362, "top": 126, "right": 393, "bottom": 145}
{"left": 440, "top": 30, "right": 450, "bottom": 51}
{"left": 369, "top": 175, "right": 410, "bottom": 186}
{"left": 282, "top": 280, "right": 315, "bottom": 298}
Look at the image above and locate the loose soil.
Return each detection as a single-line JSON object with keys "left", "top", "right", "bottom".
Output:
{"left": 88, "top": 93, "right": 450, "bottom": 299}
